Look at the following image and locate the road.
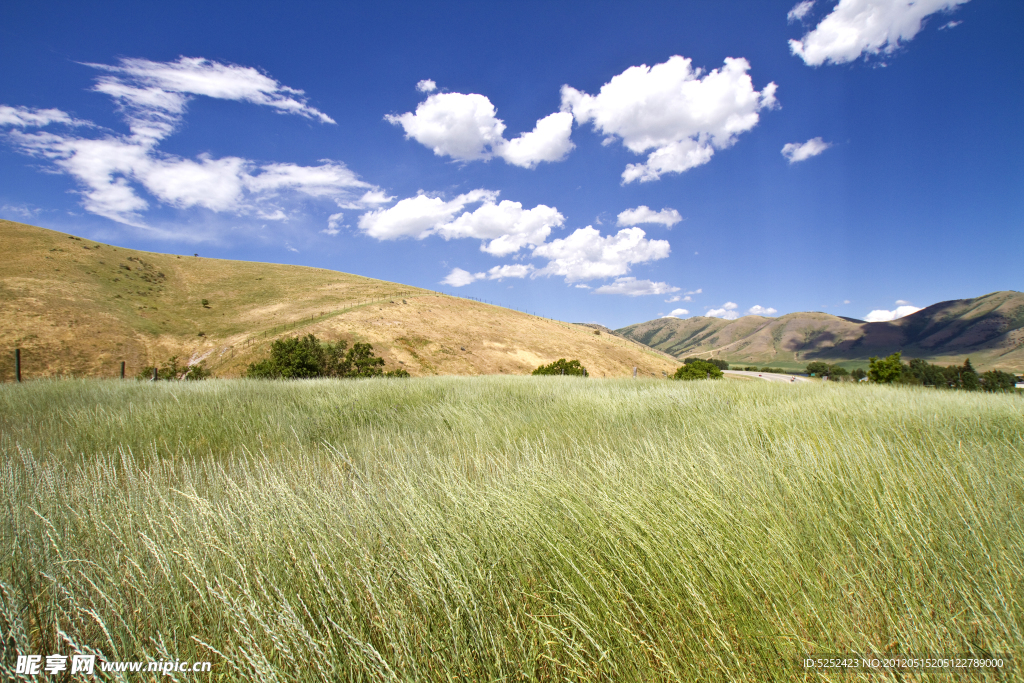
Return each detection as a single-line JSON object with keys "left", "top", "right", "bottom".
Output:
{"left": 724, "top": 370, "right": 815, "bottom": 384}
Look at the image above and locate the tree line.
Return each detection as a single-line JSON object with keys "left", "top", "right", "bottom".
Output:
{"left": 807, "top": 353, "right": 1018, "bottom": 391}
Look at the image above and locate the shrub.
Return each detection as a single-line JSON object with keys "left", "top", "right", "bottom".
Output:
{"left": 672, "top": 359, "right": 722, "bottom": 380}
{"left": 532, "top": 359, "right": 587, "bottom": 376}
{"left": 684, "top": 357, "right": 728, "bottom": 370}
{"left": 246, "top": 334, "right": 402, "bottom": 379}
{"left": 137, "top": 355, "right": 212, "bottom": 381}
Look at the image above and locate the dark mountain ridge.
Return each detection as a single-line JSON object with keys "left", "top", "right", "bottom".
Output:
{"left": 616, "top": 291, "right": 1024, "bottom": 371}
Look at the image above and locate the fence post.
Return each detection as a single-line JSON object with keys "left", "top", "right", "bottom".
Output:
{"left": 633, "top": 366, "right": 637, "bottom": 378}
{"left": 120, "top": 361, "right": 125, "bottom": 379}
{"left": 15, "top": 348, "right": 21, "bottom": 383}
{"left": 152, "top": 366, "right": 158, "bottom": 381}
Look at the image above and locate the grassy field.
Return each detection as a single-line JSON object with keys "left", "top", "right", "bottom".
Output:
{"left": 1, "top": 377, "right": 1022, "bottom": 681}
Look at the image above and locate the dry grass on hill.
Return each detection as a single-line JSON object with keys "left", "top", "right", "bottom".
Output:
{"left": 0, "top": 220, "right": 677, "bottom": 380}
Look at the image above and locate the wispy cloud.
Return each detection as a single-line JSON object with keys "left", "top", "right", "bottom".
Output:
{"left": 0, "top": 57, "right": 383, "bottom": 230}
{"left": 441, "top": 264, "right": 535, "bottom": 287}
{"left": 87, "top": 56, "right": 334, "bottom": 140}
{"left": 0, "top": 105, "right": 93, "bottom": 129}
{"left": 788, "top": 0, "right": 816, "bottom": 23}
{"left": 593, "top": 277, "right": 680, "bottom": 297}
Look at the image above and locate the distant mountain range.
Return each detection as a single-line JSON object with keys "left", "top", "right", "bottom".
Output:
{"left": 616, "top": 291, "right": 1024, "bottom": 372}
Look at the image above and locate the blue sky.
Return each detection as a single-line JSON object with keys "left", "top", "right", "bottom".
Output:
{"left": 1, "top": 0, "right": 1020, "bottom": 328}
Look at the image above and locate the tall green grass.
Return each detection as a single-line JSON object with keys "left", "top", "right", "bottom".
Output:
{"left": 1, "top": 377, "right": 1022, "bottom": 681}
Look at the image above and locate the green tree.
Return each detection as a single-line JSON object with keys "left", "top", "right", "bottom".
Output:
{"left": 959, "top": 358, "right": 979, "bottom": 391}
{"left": 904, "top": 358, "right": 945, "bottom": 386}
{"left": 980, "top": 369, "right": 1017, "bottom": 392}
{"left": 532, "top": 358, "right": 587, "bottom": 376}
{"left": 246, "top": 334, "right": 332, "bottom": 379}
{"left": 850, "top": 368, "right": 867, "bottom": 381}
{"left": 684, "top": 357, "right": 729, "bottom": 370}
{"left": 828, "top": 366, "right": 850, "bottom": 381}
{"left": 245, "top": 334, "right": 402, "bottom": 379}
{"left": 346, "top": 342, "right": 386, "bottom": 377}
{"left": 805, "top": 361, "right": 830, "bottom": 377}
{"left": 868, "top": 352, "right": 903, "bottom": 383}
{"left": 672, "top": 359, "right": 723, "bottom": 380}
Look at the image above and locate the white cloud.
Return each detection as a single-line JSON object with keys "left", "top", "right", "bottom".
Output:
{"left": 441, "top": 267, "right": 481, "bottom": 287}
{"left": 358, "top": 190, "right": 563, "bottom": 256}
{"left": 895, "top": 299, "right": 910, "bottom": 305}
{"left": 843, "top": 299, "right": 851, "bottom": 304}
{"left": 788, "top": 0, "right": 816, "bottom": 22}
{"left": 790, "top": 0, "right": 971, "bottom": 66}
{"left": 439, "top": 198, "right": 564, "bottom": 255}
{"left": 387, "top": 92, "right": 506, "bottom": 161}
{"left": 386, "top": 89, "right": 573, "bottom": 168}
{"left": 561, "top": 55, "right": 778, "bottom": 183}
{"left": 781, "top": 137, "right": 832, "bottom": 163}
{"left": 532, "top": 226, "right": 670, "bottom": 282}
{"left": 416, "top": 79, "right": 437, "bottom": 93}
{"left": 939, "top": 19, "right": 962, "bottom": 29}
{"left": 664, "top": 308, "right": 690, "bottom": 318}
{"left": 707, "top": 302, "right": 739, "bottom": 320}
{"left": 864, "top": 304, "right": 922, "bottom": 322}
{"left": 574, "top": 284, "right": 591, "bottom": 289}
{"left": 616, "top": 205, "right": 682, "bottom": 227}
{"left": 500, "top": 112, "right": 575, "bottom": 168}
{"left": 747, "top": 305, "right": 778, "bottom": 316}
{"left": 441, "top": 263, "right": 535, "bottom": 287}
{"left": 0, "top": 105, "right": 92, "bottom": 128}
{"left": 593, "top": 277, "right": 680, "bottom": 297}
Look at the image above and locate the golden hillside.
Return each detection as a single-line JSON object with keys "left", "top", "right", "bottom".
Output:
{"left": 0, "top": 220, "right": 678, "bottom": 380}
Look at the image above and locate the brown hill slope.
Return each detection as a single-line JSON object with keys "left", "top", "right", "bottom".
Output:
{"left": 0, "top": 220, "right": 678, "bottom": 380}
{"left": 616, "top": 291, "right": 1024, "bottom": 372}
